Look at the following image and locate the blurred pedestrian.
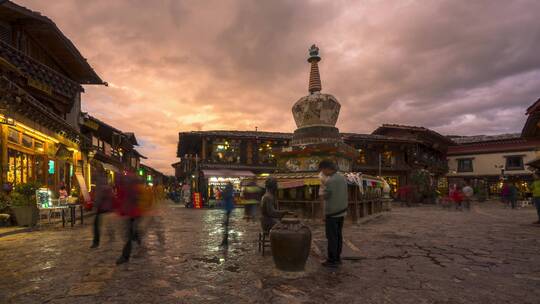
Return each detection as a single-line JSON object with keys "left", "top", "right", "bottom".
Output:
{"left": 319, "top": 159, "right": 348, "bottom": 268}
{"left": 243, "top": 179, "right": 263, "bottom": 222}
{"left": 462, "top": 182, "right": 474, "bottom": 210}
{"left": 90, "top": 169, "right": 114, "bottom": 248}
{"left": 221, "top": 182, "right": 234, "bottom": 246}
{"left": 140, "top": 183, "right": 165, "bottom": 246}
{"left": 451, "top": 186, "right": 464, "bottom": 211}
{"left": 531, "top": 174, "right": 540, "bottom": 224}
{"left": 115, "top": 173, "right": 142, "bottom": 265}
{"left": 501, "top": 182, "right": 510, "bottom": 207}
{"left": 508, "top": 183, "right": 518, "bottom": 210}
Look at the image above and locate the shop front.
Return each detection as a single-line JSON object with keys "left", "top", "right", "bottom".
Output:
{"left": 1, "top": 115, "right": 89, "bottom": 206}
{"left": 199, "top": 169, "right": 255, "bottom": 207}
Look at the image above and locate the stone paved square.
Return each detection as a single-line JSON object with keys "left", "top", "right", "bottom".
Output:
{"left": 0, "top": 202, "right": 539, "bottom": 304}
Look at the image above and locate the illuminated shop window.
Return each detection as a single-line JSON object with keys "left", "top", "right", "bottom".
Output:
{"left": 258, "top": 141, "right": 275, "bottom": 164}
{"left": 212, "top": 140, "right": 240, "bottom": 163}
{"left": 7, "top": 149, "right": 34, "bottom": 185}
{"left": 381, "top": 151, "right": 395, "bottom": 167}
{"left": 357, "top": 149, "right": 366, "bottom": 164}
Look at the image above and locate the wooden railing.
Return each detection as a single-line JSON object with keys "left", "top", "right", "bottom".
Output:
{"left": 276, "top": 198, "right": 386, "bottom": 222}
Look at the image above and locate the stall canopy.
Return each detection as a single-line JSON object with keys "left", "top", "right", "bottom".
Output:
{"left": 201, "top": 169, "right": 255, "bottom": 178}
{"left": 254, "top": 172, "right": 385, "bottom": 190}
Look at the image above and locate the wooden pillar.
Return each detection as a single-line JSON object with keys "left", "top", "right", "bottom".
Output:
{"left": 201, "top": 139, "right": 207, "bottom": 160}
{"left": 1, "top": 125, "right": 7, "bottom": 184}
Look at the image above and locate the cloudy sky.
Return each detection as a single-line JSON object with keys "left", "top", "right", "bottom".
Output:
{"left": 19, "top": 0, "right": 540, "bottom": 174}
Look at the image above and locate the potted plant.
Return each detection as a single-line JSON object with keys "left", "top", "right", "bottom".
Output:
{"left": 0, "top": 192, "right": 11, "bottom": 226}
{"left": 11, "top": 182, "right": 40, "bottom": 227}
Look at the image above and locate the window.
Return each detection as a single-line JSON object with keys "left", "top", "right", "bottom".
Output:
{"left": 34, "top": 140, "right": 44, "bottom": 152}
{"left": 381, "top": 151, "right": 395, "bottom": 167}
{"left": 22, "top": 134, "right": 33, "bottom": 148}
{"left": 457, "top": 158, "right": 473, "bottom": 172}
{"left": 7, "top": 149, "right": 34, "bottom": 185}
{"left": 258, "top": 141, "right": 275, "bottom": 164}
{"left": 8, "top": 128, "right": 20, "bottom": 143}
{"left": 211, "top": 140, "right": 240, "bottom": 163}
{"left": 357, "top": 149, "right": 366, "bottom": 165}
{"left": 505, "top": 156, "right": 524, "bottom": 171}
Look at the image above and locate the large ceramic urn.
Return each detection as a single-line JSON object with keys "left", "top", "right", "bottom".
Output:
{"left": 270, "top": 218, "right": 312, "bottom": 272}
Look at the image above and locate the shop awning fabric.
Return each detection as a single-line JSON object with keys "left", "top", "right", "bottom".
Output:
{"left": 252, "top": 172, "right": 386, "bottom": 190}
{"left": 201, "top": 169, "right": 255, "bottom": 178}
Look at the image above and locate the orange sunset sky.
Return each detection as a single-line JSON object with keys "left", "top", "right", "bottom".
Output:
{"left": 17, "top": 0, "right": 540, "bottom": 174}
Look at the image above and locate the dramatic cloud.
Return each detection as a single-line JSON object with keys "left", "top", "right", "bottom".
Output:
{"left": 18, "top": 0, "right": 540, "bottom": 174}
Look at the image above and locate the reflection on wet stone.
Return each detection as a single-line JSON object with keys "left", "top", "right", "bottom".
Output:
{"left": 0, "top": 204, "right": 539, "bottom": 303}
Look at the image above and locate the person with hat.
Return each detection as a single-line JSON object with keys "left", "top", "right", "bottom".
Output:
{"left": 260, "top": 178, "right": 289, "bottom": 233}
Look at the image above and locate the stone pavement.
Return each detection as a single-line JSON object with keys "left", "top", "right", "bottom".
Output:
{"left": 0, "top": 201, "right": 539, "bottom": 304}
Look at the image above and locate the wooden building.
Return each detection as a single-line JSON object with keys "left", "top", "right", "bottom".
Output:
{"left": 175, "top": 126, "right": 452, "bottom": 202}
{"left": 0, "top": 1, "right": 104, "bottom": 196}
{"left": 80, "top": 114, "right": 144, "bottom": 189}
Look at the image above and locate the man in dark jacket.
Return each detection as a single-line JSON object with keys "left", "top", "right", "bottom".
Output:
{"left": 221, "top": 182, "right": 235, "bottom": 246}
{"left": 319, "top": 159, "right": 348, "bottom": 268}
{"left": 260, "top": 178, "right": 287, "bottom": 233}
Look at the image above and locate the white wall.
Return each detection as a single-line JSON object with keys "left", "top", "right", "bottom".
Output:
{"left": 447, "top": 150, "right": 537, "bottom": 177}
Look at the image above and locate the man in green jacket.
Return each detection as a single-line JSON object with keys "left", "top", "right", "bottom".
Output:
{"left": 319, "top": 159, "right": 348, "bottom": 268}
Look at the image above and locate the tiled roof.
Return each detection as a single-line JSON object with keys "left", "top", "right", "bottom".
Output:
{"left": 373, "top": 123, "right": 455, "bottom": 145}
{"left": 0, "top": 1, "right": 104, "bottom": 84}
{"left": 526, "top": 97, "right": 540, "bottom": 115}
{"left": 341, "top": 133, "right": 420, "bottom": 143}
{"left": 451, "top": 133, "right": 522, "bottom": 144}
{"left": 180, "top": 130, "right": 293, "bottom": 139}
{"left": 0, "top": 40, "right": 81, "bottom": 98}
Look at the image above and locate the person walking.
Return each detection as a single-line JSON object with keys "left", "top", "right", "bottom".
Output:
{"left": 221, "top": 182, "right": 235, "bottom": 246}
{"left": 451, "top": 186, "right": 464, "bottom": 211}
{"left": 90, "top": 170, "right": 114, "bottom": 248}
{"left": 531, "top": 175, "right": 540, "bottom": 224}
{"left": 462, "top": 183, "right": 474, "bottom": 210}
{"left": 501, "top": 182, "right": 510, "bottom": 207}
{"left": 319, "top": 159, "right": 348, "bottom": 268}
{"left": 115, "top": 173, "right": 142, "bottom": 265}
{"left": 243, "top": 179, "right": 263, "bottom": 222}
{"left": 508, "top": 183, "right": 519, "bottom": 210}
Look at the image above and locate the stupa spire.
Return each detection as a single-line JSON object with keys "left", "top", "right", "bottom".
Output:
{"left": 307, "top": 44, "right": 322, "bottom": 94}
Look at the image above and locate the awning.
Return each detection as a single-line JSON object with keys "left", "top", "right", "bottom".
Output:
{"left": 526, "top": 157, "right": 540, "bottom": 169}
{"left": 278, "top": 180, "right": 305, "bottom": 189}
{"left": 101, "top": 162, "right": 120, "bottom": 173}
{"left": 74, "top": 173, "right": 90, "bottom": 203}
{"left": 202, "top": 169, "right": 255, "bottom": 178}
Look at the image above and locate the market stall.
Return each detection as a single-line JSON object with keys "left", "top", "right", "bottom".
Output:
{"left": 254, "top": 172, "right": 387, "bottom": 221}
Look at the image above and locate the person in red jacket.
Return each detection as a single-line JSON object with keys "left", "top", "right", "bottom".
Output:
{"left": 115, "top": 172, "right": 142, "bottom": 265}
{"left": 451, "top": 186, "right": 465, "bottom": 210}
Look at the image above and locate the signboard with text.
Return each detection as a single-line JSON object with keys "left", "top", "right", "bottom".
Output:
{"left": 193, "top": 192, "right": 202, "bottom": 209}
